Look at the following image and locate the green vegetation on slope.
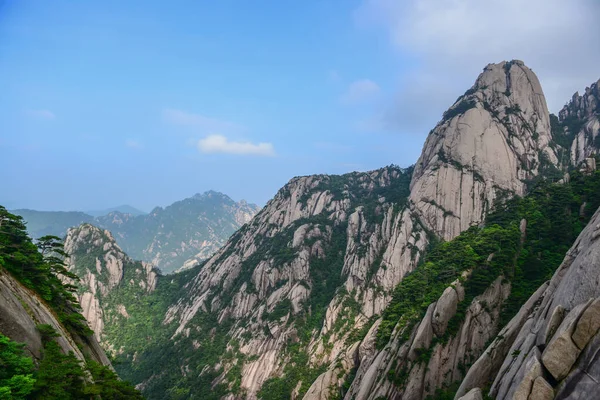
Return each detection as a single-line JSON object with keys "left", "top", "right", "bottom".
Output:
{"left": 0, "top": 326, "right": 143, "bottom": 399}
{"left": 378, "top": 166, "right": 600, "bottom": 395}
{"left": 0, "top": 207, "right": 142, "bottom": 399}
{"left": 85, "top": 166, "right": 413, "bottom": 400}
{"left": 0, "top": 207, "right": 90, "bottom": 336}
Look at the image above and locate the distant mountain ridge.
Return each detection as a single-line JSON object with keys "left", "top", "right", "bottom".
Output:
{"left": 86, "top": 204, "right": 147, "bottom": 217}
{"left": 12, "top": 191, "right": 260, "bottom": 273}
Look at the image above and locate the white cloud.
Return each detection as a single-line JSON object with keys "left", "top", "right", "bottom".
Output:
{"left": 25, "top": 109, "right": 55, "bottom": 119}
{"left": 198, "top": 134, "right": 275, "bottom": 156}
{"left": 125, "top": 139, "right": 142, "bottom": 149}
{"left": 162, "top": 108, "right": 242, "bottom": 132}
{"left": 341, "top": 79, "right": 381, "bottom": 104}
{"left": 355, "top": 0, "right": 600, "bottom": 130}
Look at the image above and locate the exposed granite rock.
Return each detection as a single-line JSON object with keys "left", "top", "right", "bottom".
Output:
{"left": 344, "top": 276, "right": 510, "bottom": 400}
{"left": 410, "top": 60, "right": 558, "bottom": 241}
{"left": 157, "top": 61, "right": 558, "bottom": 399}
{"left": 457, "top": 388, "right": 482, "bottom": 400}
{"left": 455, "top": 282, "right": 548, "bottom": 398}
{"left": 572, "top": 298, "right": 600, "bottom": 349}
{"left": 432, "top": 286, "right": 459, "bottom": 337}
{"left": 457, "top": 206, "right": 600, "bottom": 400}
{"left": 561, "top": 79, "right": 600, "bottom": 165}
{"left": 529, "top": 376, "right": 554, "bottom": 400}
{"left": 541, "top": 300, "right": 590, "bottom": 381}
{"left": 65, "top": 224, "right": 159, "bottom": 343}
{"left": 0, "top": 269, "right": 110, "bottom": 367}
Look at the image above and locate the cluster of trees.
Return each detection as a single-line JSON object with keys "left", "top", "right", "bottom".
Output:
{"left": 0, "top": 326, "right": 142, "bottom": 399}
{"left": 0, "top": 207, "right": 89, "bottom": 336}
{"left": 0, "top": 207, "right": 142, "bottom": 399}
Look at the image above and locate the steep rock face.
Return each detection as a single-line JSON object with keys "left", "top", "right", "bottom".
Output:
{"left": 163, "top": 166, "right": 418, "bottom": 397}
{"left": 304, "top": 60, "right": 558, "bottom": 400}
{"left": 343, "top": 276, "right": 511, "bottom": 400}
{"left": 155, "top": 61, "right": 557, "bottom": 399}
{"left": 65, "top": 224, "right": 159, "bottom": 343}
{"left": 411, "top": 60, "right": 557, "bottom": 241}
{"left": 561, "top": 79, "right": 600, "bottom": 165}
{"left": 456, "top": 206, "right": 600, "bottom": 399}
{"left": 0, "top": 268, "right": 110, "bottom": 367}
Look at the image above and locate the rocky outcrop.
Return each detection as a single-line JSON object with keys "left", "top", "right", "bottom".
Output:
{"left": 561, "top": 79, "right": 600, "bottom": 165}
{"left": 0, "top": 268, "right": 110, "bottom": 367}
{"left": 410, "top": 60, "right": 557, "bottom": 241}
{"left": 65, "top": 224, "right": 159, "bottom": 343}
{"left": 343, "top": 276, "right": 510, "bottom": 400}
{"left": 455, "top": 206, "right": 600, "bottom": 399}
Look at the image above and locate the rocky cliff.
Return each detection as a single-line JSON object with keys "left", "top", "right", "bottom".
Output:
{"left": 0, "top": 268, "right": 111, "bottom": 367}
{"left": 411, "top": 60, "right": 557, "bottom": 241}
{"left": 561, "top": 79, "right": 600, "bottom": 165}
{"left": 0, "top": 206, "right": 143, "bottom": 398}
{"left": 64, "top": 223, "right": 159, "bottom": 344}
{"left": 146, "top": 60, "right": 561, "bottom": 399}
{"left": 456, "top": 203, "right": 600, "bottom": 400}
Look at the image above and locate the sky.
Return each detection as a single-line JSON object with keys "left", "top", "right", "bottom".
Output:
{"left": 1, "top": 0, "right": 599, "bottom": 211}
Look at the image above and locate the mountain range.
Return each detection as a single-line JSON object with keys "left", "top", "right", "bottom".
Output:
{"left": 86, "top": 205, "right": 147, "bottom": 217}
{"left": 61, "top": 61, "right": 600, "bottom": 399}
{"left": 1, "top": 60, "right": 600, "bottom": 400}
{"left": 12, "top": 191, "right": 260, "bottom": 273}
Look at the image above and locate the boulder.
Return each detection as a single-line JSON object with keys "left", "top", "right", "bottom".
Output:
{"left": 529, "top": 376, "right": 554, "bottom": 400}
{"left": 572, "top": 298, "right": 600, "bottom": 349}
{"left": 432, "top": 286, "right": 459, "bottom": 337}
{"left": 542, "top": 301, "right": 591, "bottom": 380}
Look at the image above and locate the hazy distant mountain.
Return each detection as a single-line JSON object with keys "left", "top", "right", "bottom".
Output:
{"left": 96, "top": 190, "right": 260, "bottom": 273}
{"left": 11, "top": 209, "right": 95, "bottom": 238}
{"left": 86, "top": 204, "right": 147, "bottom": 217}
{"left": 12, "top": 191, "right": 260, "bottom": 273}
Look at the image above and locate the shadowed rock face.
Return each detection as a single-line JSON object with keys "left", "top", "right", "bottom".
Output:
{"left": 0, "top": 268, "right": 111, "bottom": 368}
{"left": 456, "top": 206, "right": 600, "bottom": 400}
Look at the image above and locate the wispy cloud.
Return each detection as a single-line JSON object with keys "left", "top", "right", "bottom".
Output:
{"left": 125, "top": 139, "right": 142, "bottom": 149}
{"left": 341, "top": 79, "right": 381, "bottom": 104}
{"left": 162, "top": 108, "right": 242, "bottom": 132}
{"left": 25, "top": 109, "right": 55, "bottom": 120}
{"left": 198, "top": 134, "right": 275, "bottom": 156}
{"left": 355, "top": 0, "right": 600, "bottom": 127}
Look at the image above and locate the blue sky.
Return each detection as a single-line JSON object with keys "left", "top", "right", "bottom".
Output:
{"left": 1, "top": 0, "right": 599, "bottom": 211}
